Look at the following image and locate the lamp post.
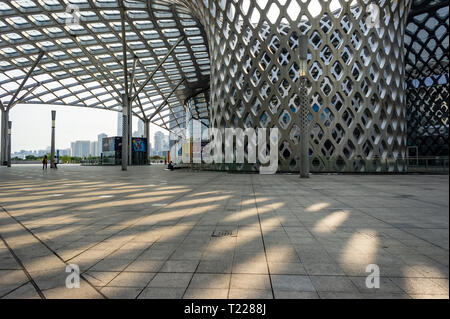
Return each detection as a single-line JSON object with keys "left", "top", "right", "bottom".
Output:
{"left": 50, "top": 110, "right": 56, "bottom": 168}
{"left": 144, "top": 119, "right": 150, "bottom": 165}
{"left": 7, "top": 121, "right": 11, "bottom": 167}
{"left": 1, "top": 108, "right": 8, "bottom": 166}
{"left": 121, "top": 94, "right": 129, "bottom": 171}
{"left": 299, "top": 35, "right": 309, "bottom": 178}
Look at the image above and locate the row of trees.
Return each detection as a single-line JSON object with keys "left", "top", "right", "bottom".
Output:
{"left": 12, "top": 154, "right": 168, "bottom": 164}
{"left": 12, "top": 154, "right": 85, "bottom": 164}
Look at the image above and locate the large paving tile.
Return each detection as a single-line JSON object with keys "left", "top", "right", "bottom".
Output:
{"left": 309, "top": 275, "right": 358, "bottom": 293}
{"left": 124, "top": 260, "right": 163, "bottom": 272}
{"left": 1, "top": 282, "right": 41, "bottom": 299}
{"left": 183, "top": 288, "right": 229, "bottom": 299}
{"left": 390, "top": 277, "right": 449, "bottom": 295}
{"left": 188, "top": 273, "right": 230, "bottom": 289}
{"left": 100, "top": 287, "right": 142, "bottom": 299}
{"left": 230, "top": 274, "right": 271, "bottom": 290}
{"left": 160, "top": 260, "right": 199, "bottom": 273}
{"left": 271, "top": 275, "right": 316, "bottom": 292}
{"left": 228, "top": 289, "right": 273, "bottom": 299}
{"left": 274, "top": 290, "right": 319, "bottom": 299}
{"left": 107, "top": 272, "right": 156, "bottom": 288}
{"left": 83, "top": 271, "right": 120, "bottom": 287}
{"left": 138, "top": 287, "right": 185, "bottom": 299}
{"left": 148, "top": 273, "right": 193, "bottom": 288}
{"left": 268, "top": 262, "right": 307, "bottom": 275}
{"left": 196, "top": 260, "right": 233, "bottom": 273}
{"left": 89, "top": 258, "right": 131, "bottom": 272}
{"left": 303, "top": 262, "right": 346, "bottom": 276}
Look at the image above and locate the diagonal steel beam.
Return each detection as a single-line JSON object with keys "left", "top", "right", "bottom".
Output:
{"left": 129, "top": 56, "right": 138, "bottom": 97}
{"left": 131, "top": 35, "right": 185, "bottom": 105}
{"left": 132, "top": 82, "right": 147, "bottom": 119}
{"left": 9, "top": 82, "right": 41, "bottom": 109}
{"left": 148, "top": 79, "right": 185, "bottom": 122}
{"left": 129, "top": 108, "right": 144, "bottom": 122}
{"left": 119, "top": 0, "right": 129, "bottom": 99}
{"left": 7, "top": 51, "right": 44, "bottom": 110}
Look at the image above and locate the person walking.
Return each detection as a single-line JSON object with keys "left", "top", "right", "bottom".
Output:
{"left": 42, "top": 155, "right": 48, "bottom": 170}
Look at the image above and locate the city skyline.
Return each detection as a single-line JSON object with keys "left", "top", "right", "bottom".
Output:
{"left": 6, "top": 104, "right": 168, "bottom": 153}
{"left": 13, "top": 130, "right": 170, "bottom": 159}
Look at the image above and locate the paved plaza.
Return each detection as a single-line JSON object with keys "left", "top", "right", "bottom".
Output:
{"left": 0, "top": 165, "right": 448, "bottom": 299}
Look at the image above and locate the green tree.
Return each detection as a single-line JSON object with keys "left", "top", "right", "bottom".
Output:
{"left": 61, "top": 155, "right": 71, "bottom": 163}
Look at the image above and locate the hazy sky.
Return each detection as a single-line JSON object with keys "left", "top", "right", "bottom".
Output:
{"left": 3, "top": 104, "right": 166, "bottom": 153}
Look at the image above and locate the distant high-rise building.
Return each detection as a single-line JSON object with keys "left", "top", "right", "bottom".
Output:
{"left": 71, "top": 141, "right": 91, "bottom": 158}
{"left": 138, "top": 120, "right": 144, "bottom": 137}
{"left": 154, "top": 131, "right": 164, "bottom": 155}
{"left": 70, "top": 142, "right": 75, "bottom": 157}
{"left": 59, "top": 149, "right": 71, "bottom": 157}
{"left": 97, "top": 133, "right": 107, "bottom": 155}
{"left": 117, "top": 111, "right": 123, "bottom": 136}
{"left": 163, "top": 135, "right": 169, "bottom": 151}
{"left": 90, "top": 141, "right": 98, "bottom": 157}
{"left": 133, "top": 120, "right": 145, "bottom": 137}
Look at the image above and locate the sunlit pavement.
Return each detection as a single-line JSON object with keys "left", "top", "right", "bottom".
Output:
{"left": 0, "top": 165, "right": 448, "bottom": 299}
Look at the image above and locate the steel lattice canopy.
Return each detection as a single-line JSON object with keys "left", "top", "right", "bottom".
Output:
{"left": 405, "top": 0, "right": 449, "bottom": 157}
{"left": 0, "top": 0, "right": 447, "bottom": 137}
{"left": 405, "top": 0, "right": 449, "bottom": 83}
{"left": 0, "top": 0, "right": 210, "bottom": 134}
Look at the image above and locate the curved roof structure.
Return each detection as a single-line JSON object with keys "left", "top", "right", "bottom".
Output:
{"left": 0, "top": 0, "right": 210, "bottom": 134}
{"left": 0, "top": 0, "right": 448, "bottom": 137}
{"left": 405, "top": 0, "right": 449, "bottom": 85}
{"left": 405, "top": 0, "right": 449, "bottom": 156}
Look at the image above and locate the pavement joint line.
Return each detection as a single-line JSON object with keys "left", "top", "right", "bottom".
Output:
{"left": 0, "top": 204, "right": 106, "bottom": 299}
{"left": 0, "top": 228, "right": 45, "bottom": 299}
{"left": 135, "top": 173, "right": 225, "bottom": 299}
{"left": 64, "top": 180, "right": 199, "bottom": 263}
{"left": 251, "top": 174, "right": 275, "bottom": 298}
{"left": 0, "top": 280, "right": 32, "bottom": 299}
{"left": 71, "top": 171, "right": 220, "bottom": 299}
{"left": 0, "top": 167, "right": 448, "bottom": 298}
{"left": 180, "top": 261, "right": 201, "bottom": 299}
{"left": 349, "top": 180, "right": 449, "bottom": 209}
{"left": 280, "top": 180, "right": 362, "bottom": 294}
{"left": 327, "top": 191, "right": 450, "bottom": 254}
{"left": 311, "top": 187, "right": 449, "bottom": 287}
{"left": 180, "top": 220, "right": 225, "bottom": 299}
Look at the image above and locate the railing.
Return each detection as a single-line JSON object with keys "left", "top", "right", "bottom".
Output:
{"left": 80, "top": 158, "right": 102, "bottom": 166}
{"left": 406, "top": 156, "right": 449, "bottom": 173}
{"left": 187, "top": 156, "right": 449, "bottom": 173}
{"left": 78, "top": 156, "right": 449, "bottom": 173}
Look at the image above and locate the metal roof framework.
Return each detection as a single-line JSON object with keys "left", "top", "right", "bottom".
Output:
{"left": 405, "top": 0, "right": 449, "bottom": 156}
{"left": 0, "top": 0, "right": 210, "bottom": 136}
{"left": 0, "top": 0, "right": 447, "bottom": 138}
